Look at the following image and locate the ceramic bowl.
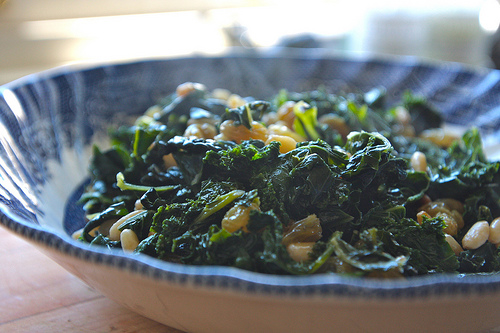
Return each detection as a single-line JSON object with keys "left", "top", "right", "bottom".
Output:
{"left": 1, "top": 52, "right": 500, "bottom": 333}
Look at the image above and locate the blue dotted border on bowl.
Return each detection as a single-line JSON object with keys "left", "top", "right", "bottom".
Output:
{"left": 3, "top": 208, "right": 500, "bottom": 300}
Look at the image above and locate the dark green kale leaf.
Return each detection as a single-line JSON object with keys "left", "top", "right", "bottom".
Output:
{"left": 202, "top": 139, "right": 279, "bottom": 182}
{"left": 165, "top": 208, "right": 314, "bottom": 274}
{"left": 81, "top": 114, "right": 188, "bottom": 213}
{"left": 78, "top": 145, "right": 130, "bottom": 213}
{"left": 402, "top": 90, "right": 443, "bottom": 135}
{"left": 202, "top": 139, "right": 353, "bottom": 223}
{"left": 382, "top": 216, "right": 459, "bottom": 275}
{"left": 116, "top": 210, "right": 154, "bottom": 240}
{"left": 273, "top": 87, "right": 342, "bottom": 117}
{"left": 88, "top": 144, "right": 128, "bottom": 186}
{"left": 201, "top": 140, "right": 281, "bottom": 199}
{"left": 337, "top": 132, "right": 423, "bottom": 234}
{"left": 328, "top": 229, "right": 408, "bottom": 276}
{"left": 154, "top": 205, "right": 192, "bottom": 261}
{"left": 285, "top": 151, "right": 349, "bottom": 219}
{"left": 79, "top": 86, "right": 500, "bottom": 278}
{"left": 343, "top": 131, "right": 393, "bottom": 180}
{"left": 153, "top": 180, "right": 244, "bottom": 260}
{"left": 148, "top": 136, "right": 232, "bottom": 186}
{"left": 458, "top": 243, "right": 500, "bottom": 273}
{"left": 134, "top": 233, "right": 159, "bottom": 257}
{"left": 427, "top": 128, "right": 500, "bottom": 205}
{"left": 81, "top": 202, "right": 129, "bottom": 242}
{"left": 89, "top": 234, "right": 121, "bottom": 249}
{"left": 154, "top": 87, "right": 227, "bottom": 122}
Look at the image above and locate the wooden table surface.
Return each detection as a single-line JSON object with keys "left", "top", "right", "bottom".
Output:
{"left": 0, "top": 226, "right": 183, "bottom": 333}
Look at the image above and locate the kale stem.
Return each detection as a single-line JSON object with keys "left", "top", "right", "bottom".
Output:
{"left": 116, "top": 172, "right": 178, "bottom": 192}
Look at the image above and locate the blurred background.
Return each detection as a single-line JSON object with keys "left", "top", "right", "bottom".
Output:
{"left": 1, "top": 0, "right": 500, "bottom": 85}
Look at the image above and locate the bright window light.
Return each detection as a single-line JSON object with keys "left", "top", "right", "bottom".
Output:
{"left": 19, "top": 11, "right": 227, "bottom": 61}
{"left": 479, "top": 0, "right": 500, "bottom": 33}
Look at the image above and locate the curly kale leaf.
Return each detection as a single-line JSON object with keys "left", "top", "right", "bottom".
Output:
{"left": 164, "top": 209, "right": 331, "bottom": 274}
{"left": 152, "top": 180, "right": 245, "bottom": 260}
{"left": 80, "top": 114, "right": 188, "bottom": 213}
{"left": 201, "top": 140, "right": 291, "bottom": 218}
{"left": 344, "top": 131, "right": 393, "bottom": 176}
{"left": 285, "top": 152, "right": 350, "bottom": 219}
{"left": 202, "top": 139, "right": 353, "bottom": 222}
{"left": 383, "top": 216, "right": 459, "bottom": 275}
{"left": 328, "top": 230, "right": 408, "bottom": 276}
{"left": 148, "top": 136, "right": 232, "bottom": 185}
{"left": 427, "top": 128, "right": 500, "bottom": 203}
{"left": 458, "top": 243, "right": 500, "bottom": 273}
{"left": 336, "top": 132, "right": 429, "bottom": 234}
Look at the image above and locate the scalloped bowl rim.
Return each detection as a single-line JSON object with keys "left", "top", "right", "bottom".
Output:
{"left": 1, "top": 53, "right": 500, "bottom": 301}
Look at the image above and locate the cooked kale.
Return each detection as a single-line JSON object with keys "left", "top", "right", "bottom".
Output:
{"left": 77, "top": 84, "right": 500, "bottom": 278}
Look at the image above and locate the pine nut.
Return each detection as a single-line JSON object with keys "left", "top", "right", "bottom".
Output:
{"left": 71, "top": 228, "right": 84, "bottom": 240}
{"left": 410, "top": 151, "right": 427, "bottom": 172}
{"left": 462, "top": 221, "right": 490, "bottom": 250}
{"left": 265, "top": 134, "right": 297, "bottom": 154}
{"left": 176, "top": 82, "right": 206, "bottom": 97}
{"left": 394, "top": 106, "right": 411, "bottom": 125}
{"left": 267, "top": 123, "right": 306, "bottom": 142}
{"left": 109, "top": 210, "right": 146, "bottom": 241}
{"left": 108, "top": 222, "right": 121, "bottom": 241}
{"left": 318, "top": 113, "right": 351, "bottom": 138}
{"left": 276, "top": 101, "right": 296, "bottom": 129}
{"left": 286, "top": 242, "right": 315, "bottom": 262}
{"left": 134, "top": 199, "right": 144, "bottom": 211}
{"left": 120, "top": 229, "right": 140, "bottom": 252}
{"left": 444, "top": 234, "right": 463, "bottom": 255}
{"left": 183, "top": 123, "right": 217, "bottom": 139}
{"left": 489, "top": 217, "right": 500, "bottom": 244}
{"left": 217, "top": 120, "right": 268, "bottom": 143}
{"left": 72, "top": 226, "right": 99, "bottom": 240}
{"left": 211, "top": 88, "right": 231, "bottom": 101}
{"left": 420, "top": 128, "right": 459, "bottom": 148}
{"left": 227, "top": 94, "right": 246, "bottom": 108}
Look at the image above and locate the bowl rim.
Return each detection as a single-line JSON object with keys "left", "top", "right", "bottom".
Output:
{"left": 3, "top": 207, "right": 500, "bottom": 300}
{"left": 3, "top": 47, "right": 497, "bottom": 90}
{"left": 2, "top": 52, "right": 500, "bottom": 300}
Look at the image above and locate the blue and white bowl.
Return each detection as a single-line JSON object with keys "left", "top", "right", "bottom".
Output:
{"left": 1, "top": 53, "right": 500, "bottom": 333}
